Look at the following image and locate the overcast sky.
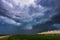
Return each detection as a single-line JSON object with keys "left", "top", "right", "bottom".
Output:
{"left": 0, "top": 0, "right": 60, "bottom": 34}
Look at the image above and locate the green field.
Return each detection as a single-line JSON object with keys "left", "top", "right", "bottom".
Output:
{"left": 0, "top": 34, "right": 60, "bottom": 40}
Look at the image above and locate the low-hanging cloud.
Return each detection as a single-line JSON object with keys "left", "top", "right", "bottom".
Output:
{"left": 0, "top": 0, "right": 60, "bottom": 34}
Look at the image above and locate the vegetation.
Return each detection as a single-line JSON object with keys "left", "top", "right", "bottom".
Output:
{"left": 0, "top": 34, "right": 60, "bottom": 40}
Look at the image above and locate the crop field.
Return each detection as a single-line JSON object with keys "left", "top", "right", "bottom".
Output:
{"left": 0, "top": 34, "right": 60, "bottom": 40}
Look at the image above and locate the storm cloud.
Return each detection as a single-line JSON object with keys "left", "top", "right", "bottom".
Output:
{"left": 0, "top": 0, "right": 60, "bottom": 34}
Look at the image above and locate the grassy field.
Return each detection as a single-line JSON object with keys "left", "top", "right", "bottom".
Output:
{"left": 0, "top": 34, "right": 60, "bottom": 40}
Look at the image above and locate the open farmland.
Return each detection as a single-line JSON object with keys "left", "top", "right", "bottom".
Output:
{"left": 0, "top": 34, "right": 60, "bottom": 40}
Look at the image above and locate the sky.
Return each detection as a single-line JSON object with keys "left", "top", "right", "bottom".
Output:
{"left": 0, "top": 0, "right": 60, "bottom": 34}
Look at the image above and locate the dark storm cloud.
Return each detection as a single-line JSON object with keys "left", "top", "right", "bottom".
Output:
{"left": 32, "top": 0, "right": 60, "bottom": 33}
{"left": 0, "top": 0, "right": 60, "bottom": 34}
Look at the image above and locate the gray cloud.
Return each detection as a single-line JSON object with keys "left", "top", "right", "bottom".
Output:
{"left": 0, "top": 0, "right": 60, "bottom": 34}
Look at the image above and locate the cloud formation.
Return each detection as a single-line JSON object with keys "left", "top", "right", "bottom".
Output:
{"left": 0, "top": 0, "right": 60, "bottom": 34}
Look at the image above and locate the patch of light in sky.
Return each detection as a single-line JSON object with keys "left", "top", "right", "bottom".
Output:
{"left": 19, "top": 0, "right": 35, "bottom": 6}
{"left": 1, "top": 0, "right": 36, "bottom": 11}
{"left": 8, "top": 0, "right": 35, "bottom": 6}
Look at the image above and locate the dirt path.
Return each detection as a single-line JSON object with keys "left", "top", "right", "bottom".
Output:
{"left": 0, "top": 35, "right": 9, "bottom": 38}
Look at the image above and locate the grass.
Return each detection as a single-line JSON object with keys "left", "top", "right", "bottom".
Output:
{"left": 0, "top": 34, "right": 60, "bottom": 40}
